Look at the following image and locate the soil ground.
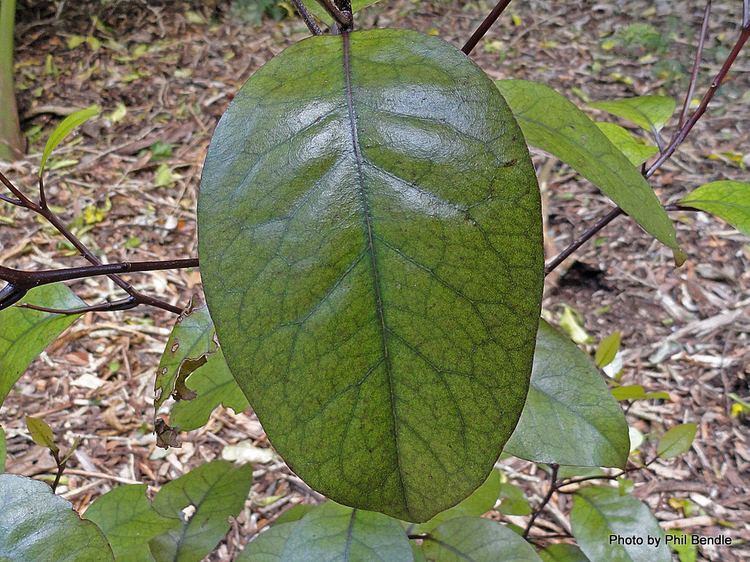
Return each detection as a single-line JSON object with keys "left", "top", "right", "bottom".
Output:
{"left": 1, "top": 1, "right": 748, "bottom": 560}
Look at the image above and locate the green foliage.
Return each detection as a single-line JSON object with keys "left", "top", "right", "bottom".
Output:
{"left": 169, "top": 347, "right": 249, "bottom": 431}
{"left": 657, "top": 423, "right": 697, "bottom": 459}
{"left": 148, "top": 460, "right": 252, "bottom": 562}
{"left": 570, "top": 486, "right": 670, "bottom": 562}
{"left": 83, "top": 485, "right": 180, "bottom": 562}
{"left": 0, "top": 284, "right": 83, "bottom": 406}
{"left": 666, "top": 531, "right": 698, "bottom": 562}
{"left": 538, "top": 543, "right": 590, "bottom": 562}
{"left": 497, "top": 482, "right": 531, "bottom": 516}
{"left": 421, "top": 517, "right": 543, "bottom": 562}
{"left": 39, "top": 105, "right": 100, "bottom": 176}
{"left": 241, "top": 502, "right": 413, "bottom": 562}
{"left": 504, "top": 320, "right": 629, "bottom": 468}
{"left": 595, "top": 331, "right": 621, "bottom": 368}
{"left": 198, "top": 29, "right": 542, "bottom": 522}
{"left": 611, "top": 384, "right": 670, "bottom": 401}
{"left": 495, "top": 80, "right": 680, "bottom": 257}
{"left": 25, "top": 415, "right": 58, "bottom": 454}
{"left": 0, "top": 474, "right": 114, "bottom": 561}
{"left": 595, "top": 123, "right": 658, "bottom": 166}
{"left": 307, "top": 0, "right": 385, "bottom": 25}
{"left": 231, "top": 0, "right": 290, "bottom": 25}
{"left": 415, "top": 469, "right": 502, "bottom": 533}
{"left": 680, "top": 180, "right": 750, "bottom": 236}
{"left": 589, "top": 96, "right": 676, "bottom": 132}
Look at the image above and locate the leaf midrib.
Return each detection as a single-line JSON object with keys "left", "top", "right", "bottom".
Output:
{"left": 341, "top": 32, "right": 410, "bottom": 516}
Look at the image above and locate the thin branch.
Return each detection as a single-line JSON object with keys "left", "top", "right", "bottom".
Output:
{"left": 38, "top": 175, "right": 47, "bottom": 209}
{"left": 462, "top": 0, "right": 513, "bottom": 55}
{"left": 291, "top": 0, "right": 322, "bottom": 35}
{"left": 679, "top": 1, "right": 712, "bottom": 128}
{"left": 0, "top": 258, "right": 199, "bottom": 288}
{"left": 0, "top": 192, "right": 22, "bottom": 206}
{"left": 522, "top": 464, "right": 558, "bottom": 539}
{"left": 19, "top": 296, "right": 139, "bottom": 315}
{"left": 315, "top": 0, "right": 352, "bottom": 29}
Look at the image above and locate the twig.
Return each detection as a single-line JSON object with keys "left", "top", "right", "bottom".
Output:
{"left": 315, "top": 0, "right": 352, "bottom": 30}
{"left": 18, "top": 296, "right": 140, "bottom": 315}
{"left": 291, "top": 0, "right": 322, "bottom": 35}
{"left": 0, "top": 192, "right": 22, "bottom": 206}
{"left": 462, "top": 0, "right": 513, "bottom": 55}
{"left": 678, "top": 1, "right": 712, "bottom": 128}
{"left": 522, "top": 464, "right": 558, "bottom": 539}
{"left": 544, "top": 10, "right": 750, "bottom": 276}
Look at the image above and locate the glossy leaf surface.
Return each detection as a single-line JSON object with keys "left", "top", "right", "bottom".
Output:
{"left": 590, "top": 95, "right": 675, "bottom": 132}
{"left": 149, "top": 460, "right": 252, "bottom": 562}
{"left": 496, "top": 80, "right": 678, "bottom": 253}
{"left": 84, "top": 484, "right": 180, "bottom": 562}
{"left": 0, "top": 284, "right": 83, "bottom": 405}
{"left": 170, "top": 348, "right": 248, "bottom": 431}
{"left": 422, "top": 517, "right": 542, "bottom": 562}
{"left": 199, "top": 29, "right": 543, "bottom": 521}
{"left": 504, "top": 320, "right": 629, "bottom": 468}
{"left": 571, "top": 486, "right": 670, "bottom": 562}
{"left": 680, "top": 180, "right": 750, "bottom": 236}
{"left": 0, "top": 474, "right": 113, "bottom": 561}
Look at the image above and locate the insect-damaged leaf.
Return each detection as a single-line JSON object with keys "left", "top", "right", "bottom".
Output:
{"left": 198, "top": 29, "right": 543, "bottom": 521}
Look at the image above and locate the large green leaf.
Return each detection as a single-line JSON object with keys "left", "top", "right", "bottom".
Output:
{"left": 539, "top": 544, "right": 590, "bottom": 562}
{"left": 244, "top": 502, "right": 413, "bottom": 562}
{"left": 590, "top": 96, "right": 676, "bottom": 132}
{"left": 422, "top": 517, "right": 542, "bottom": 562}
{"left": 198, "top": 29, "right": 543, "bottom": 522}
{"left": 495, "top": 80, "right": 679, "bottom": 254}
{"left": 169, "top": 348, "right": 248, "bottom": 431}
{"left": 0, "top": 474, "right": 114, "bottom": 561}
{"left": 415, "top": 469, "right": 501, "bottom": 533}
{"left": 680, "top": 180, "right": 750, "bottom": 236}
{"left": 595, "top": 123, "right": 658, "bottom": 166}
{"left": 0, "top": 284, "right": 84, "bottom": 405}
{"left": 83, "top": 484, "right": 180, "bottom": 562}
{"left": 570, "top": 486, "right": 670, "bottom": 562}
{"left": 149, "top": 460, "right": 252, "bottom": 562}
{"left": 504, "top": 320, "right": 629, "bottom": 468}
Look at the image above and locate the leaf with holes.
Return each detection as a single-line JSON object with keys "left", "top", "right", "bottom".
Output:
{"left": 148, "top": 460, "right": 252, "bottom": 562}
{"left": 680, "top": 180, "right": 750, "bottom": 236}
{"left": 154, "top": 302, "right": 217, "bottom": 411}
{"left": 495, "top": 80, "right": 679, "bottom": 257}
{"left": 504, "top": 320, "right": 629, "bottom": 468}
{"left": 83, "top": 484, "right": 180, "bottom": 562}
{"left": 422, "top": 517, "right": 543, "bottom": 562}
{"left": 198, "top": 29, "right": 543, "bottom": 521}
{"left": 169, "top": 348, "right": 249, "bottom": 431}
{"left": 0, "top": 284, "right": 84, "bottom": 406}
{"left": 0, "top": 474, "right": 114, "bottom": 561}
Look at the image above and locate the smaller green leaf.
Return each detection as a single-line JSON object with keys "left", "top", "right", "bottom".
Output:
{"left": 0, "top": 426, "right": 6, "bottom": 473}
{"left": 155, "top": 302, "right": 217, "bottom": 411}
{"left": 237, "top": 522, "right": 298, "bottom": 562}
{"left": 422, "top": 517, "right": 543, "bottom": 562}
{"left": 25, "top": 415, "right": 59, "bottom": 455}
{"left": 571, "top": 486, "right": 670, "bottom": 562}
{"left": 0, "top": 474, "right": 114, "bottom": 561}
{"left": 505, "top": 321, "right": 629, "bottom": 468}
{"left": 497, "top": 482, "right": 531, "bottom": 516}
{"left": 169, "top": 348, "right": 248, "bottom": 431}
{"left": 611, "top": 385, "right": 670, "bottom": 401}
{"left": 595, "top": 331, "right": 621, "bottom": 368}
{"left": 539, "top": 543, "right": 590, "bottom": 562}
{"left": 0, "top": 284, "right": 84, "bottom": 406}
{"left": 274, "top": 503, "right": 318, "bottom": 525}
{"left": 596, "top": 123, "right": 658, "bottom": 166}
{"left": 666, "top": 531, "right": 697, "bottom": 562}
{"left": 83, "top": 484, "right": 180, "bottom": 562}
{"left": 590, "top": 96, "right": 676, "bottom": 132}
{"left": 559, "top": 305, "right": 591, "bottom": 345}
{"left": 40, "top": 105, "right": 100, "bottom": 176}
{"left": 269, "top": 502, "right": 413, "bottom": 562}
{"left": 657, "top": 423, "right": 697, "bottom": 459}
{"left": 680, "top": 181, "right": 750, "bottom": 236}
{"left": 149, "top": 460, "right": 252, "bottom": 562}
{"left": 415, "top": 469, "right": 501, "bottom": 533}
